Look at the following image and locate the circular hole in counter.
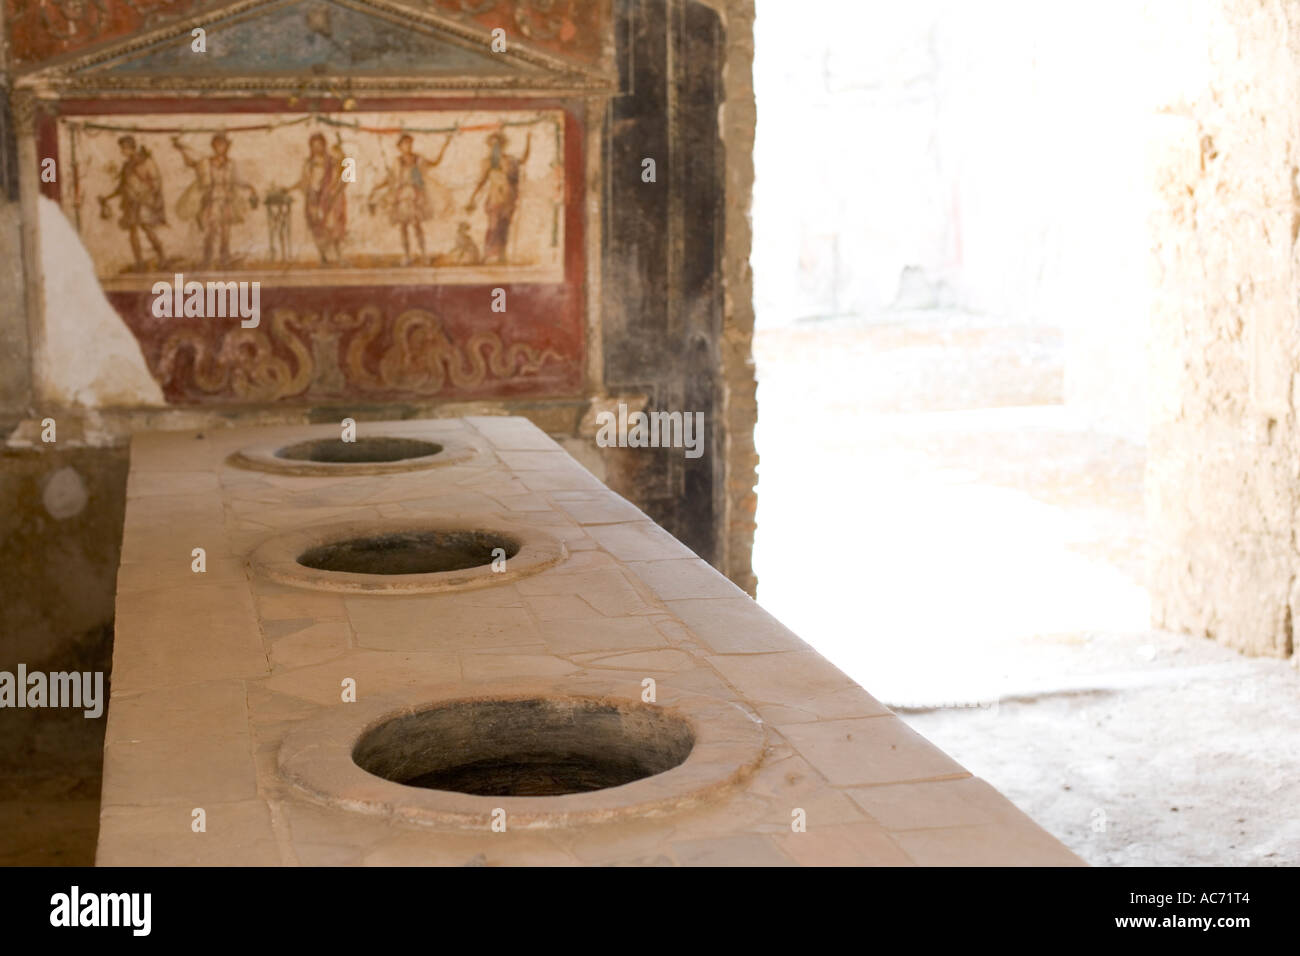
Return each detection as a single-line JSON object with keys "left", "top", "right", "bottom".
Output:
{"left": 298, "top": 530, "right": 520, "bottom": 576}
{"left": 229, "top": 433, "right": 475, "bottom": 475}
{"left": 276, "top": 436, "right": 443, "bottom": 465}
{"left": 249, "top": 518, "right": 567, "bottom": 594}
{"left": 277, "top": 681, "right": 767, "bottom": 829}
{"left": 352, "top": 697, "right": 695, "bottom": 797}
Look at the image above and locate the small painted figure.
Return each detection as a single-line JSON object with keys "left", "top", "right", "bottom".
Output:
{"left": 172, "top": 133, "right": 259, "bottom": 269}
{"left": 368, "top": 132, "right": 454, "bottom": 266}
{"left": 443, "top": 221, "right": 482, "bottom": 265}
{"left": 98, "top": 135, "right": 167, "bottom": 271}
{"left": 466, "top": 130, "right": 531, "bottom": 264}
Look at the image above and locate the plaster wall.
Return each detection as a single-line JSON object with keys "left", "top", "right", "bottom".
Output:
{"left": 1147, "top": 0, "right": 1300, "bottom": 659}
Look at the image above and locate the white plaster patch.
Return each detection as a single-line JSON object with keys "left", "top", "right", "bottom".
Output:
{"left": 37, "top": 196, "right": 165, "bottom": 408}
{"left": 43, "top": 466, "right": 88, "bottom": 519}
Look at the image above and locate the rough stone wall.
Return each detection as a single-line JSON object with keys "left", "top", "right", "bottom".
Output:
{"left": 1148, "top": 0, "right": 1300, "bottom": 658}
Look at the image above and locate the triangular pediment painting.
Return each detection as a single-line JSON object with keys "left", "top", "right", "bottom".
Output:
{"left": 16, "top": 0, "right": 607, "bottom": 89}
{"left": 93, "top": 0, "right": 538, "bottom": 77}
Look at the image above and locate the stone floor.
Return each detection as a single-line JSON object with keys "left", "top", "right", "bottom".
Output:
{"left": 753, "top": 310, "right": 1300, "bottom": 866}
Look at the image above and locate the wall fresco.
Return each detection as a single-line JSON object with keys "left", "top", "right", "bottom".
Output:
{"left": 58, "top": 109, "right": 566, "bottom": 286}
{"left": 40, "top": 101, "right": 585, "bottom": 405}
{"left": 4, "top": 0, "right": 202, "bottom": 67}
{"left": 3, "top": 0, "right": 608, "bottom": 69}
{"left": 432, "top": 0, "right": 606, "bottom": 65}
{"left": 134, "top": 298, "right": 574, "bottom": 403}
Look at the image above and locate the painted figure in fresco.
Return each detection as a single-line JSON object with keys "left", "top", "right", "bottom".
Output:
{"left": 466, "top": 130, "right": 531, "bottom": 264}
{"left": 442, "top": 221, "right": 482, "bottom": 265}
{"left": 172, "top": 133, "right": 259, "bottom": 269}
{"left": 97, "top": 135, "right": 167, "bottom": 271}
{"left": 368, "top": 132, "right": 455, "bottom": 266}
{"left": 290, "top": 133, "right": 349, "bottom": 266}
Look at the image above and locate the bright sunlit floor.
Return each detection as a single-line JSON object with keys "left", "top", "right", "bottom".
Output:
{"left": 752, "top": 311, "right": 1300, "bottom": 865}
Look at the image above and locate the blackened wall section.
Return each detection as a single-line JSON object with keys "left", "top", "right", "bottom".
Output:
{"left": 603, "top": 0, "right": 725, "bottom": 563}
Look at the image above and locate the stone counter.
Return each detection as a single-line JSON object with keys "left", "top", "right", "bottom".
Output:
{"left": 98, "top": 416, "right": 1082, "bottom": 866}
